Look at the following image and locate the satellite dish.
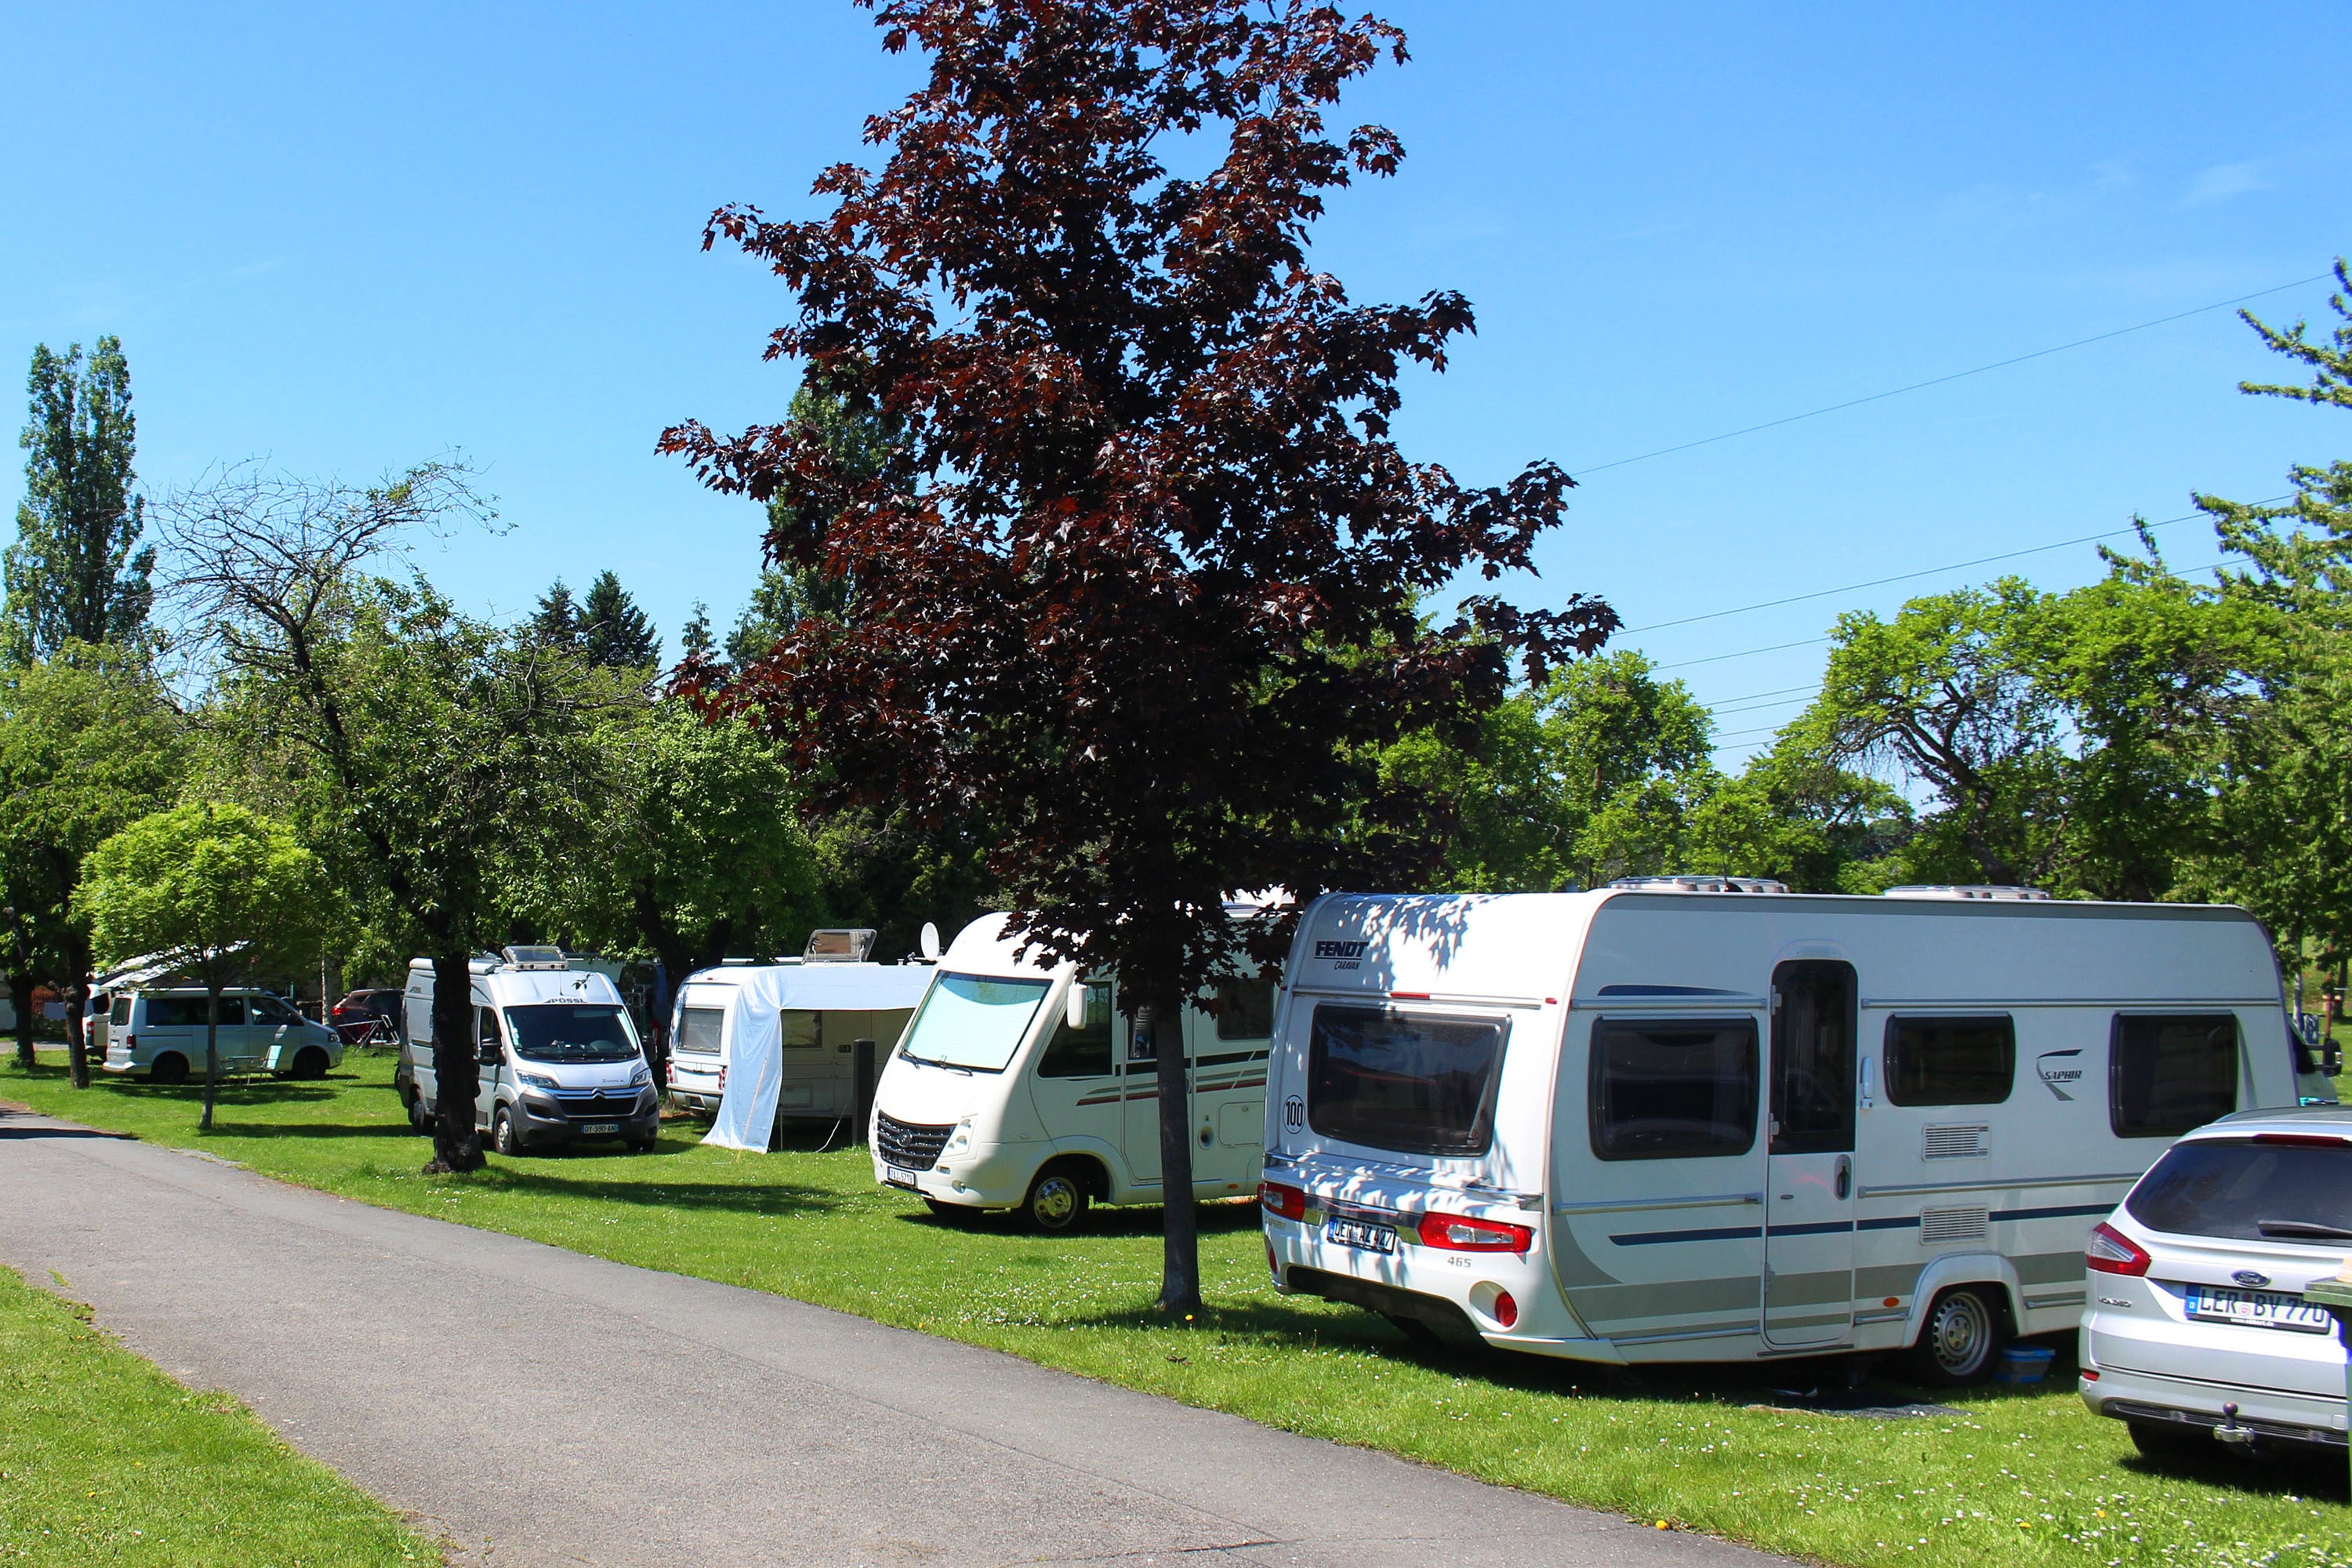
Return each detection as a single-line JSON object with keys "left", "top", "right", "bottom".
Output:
{"left": 919, "top": 921, "right": 942, "bottom": 962}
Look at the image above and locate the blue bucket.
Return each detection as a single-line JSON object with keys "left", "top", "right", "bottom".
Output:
{"left": 1994, "top": 1345, "right": 2057, "bottom": 1385}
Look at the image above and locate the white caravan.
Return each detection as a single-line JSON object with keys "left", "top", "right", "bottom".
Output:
{"left": 1259, "top": 881, "right": 2317, "bottom": 1381}
{"left": 668, "top": 946, "right": 932, "bottom": 1149}
{"left": 404, "top": 947, "right": 658, "bottom": 1155}
{"left": 870, "top": 913, "right": 1276, "bottom": 1230}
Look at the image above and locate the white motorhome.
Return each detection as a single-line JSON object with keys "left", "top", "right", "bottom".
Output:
{"left": 1259, "top": 880, "right": 2319, "bottom": 1381}
{"left": 870, "top": 913, "right": 1276, "bottom": 1230}
{"left": 403, "top": 947, "right": 658, "bottom": 1155}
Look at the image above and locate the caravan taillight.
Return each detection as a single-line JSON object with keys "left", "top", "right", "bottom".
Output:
{"left": 1417, "top": 1212, "right": 1534, "bottom": 1253}
{"left": 1492, "top": 1290, "right": 1519, "bottom": 1328}
{"left": 1258, "top": 1181, "right": 1308, "bottom": 1221}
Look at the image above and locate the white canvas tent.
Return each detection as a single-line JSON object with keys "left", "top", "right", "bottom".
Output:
{"left": 702, "top": 964, "right": 934, "bottom": 1152}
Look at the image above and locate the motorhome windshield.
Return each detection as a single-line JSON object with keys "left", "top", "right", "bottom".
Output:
{"left": 898, "top": 972, "right": 1051, "bottom": 1073}
{"left": 505, "top": 1005, "right": 640, "bottom": 1063}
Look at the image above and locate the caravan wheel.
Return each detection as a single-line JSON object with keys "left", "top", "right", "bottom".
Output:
{"left": 1910, "top": 1287, "right": 2006, "bottom": 1385}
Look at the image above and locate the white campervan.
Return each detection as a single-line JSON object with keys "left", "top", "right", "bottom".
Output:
{"left": 1260, "top": 880, "right": 2318, "bottom": 1381}
{"left": 99, "top": 987, "right": 343, "bottom": 1082}
{"left": 404, "top": 947, "right": 658, "bottom": 1155}
{"left": 869, "top": 913, "right": 1276, "bottom": 1230}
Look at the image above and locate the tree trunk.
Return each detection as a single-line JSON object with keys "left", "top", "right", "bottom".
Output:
{"left": 9, "top": 975, "right": 33, "bottom": 1072}
{"left": 64, "top": 976, "right": 91, "bottom": 1089}
{"left": 201, "top": 985, "right": 221, "bottom": 1132}
{"left": 1151, "top": 995, "right": 1203, "bottom": 1317}
{"left": 423, "top": 949, "right": 486, "bottom": 1174}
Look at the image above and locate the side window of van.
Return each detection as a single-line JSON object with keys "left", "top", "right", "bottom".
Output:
{"left": 147, "top": 996, "right": 238, "bottom": 1027}
{"left": 1040, "top": 982, "right": 1115, "bottom": 1077}
{"left": 1589, "top": 1018, "right": 1759, "bottom": 1161}
{"left": 1884, "top": 1015, "right": 2014, "bottom": 1106}
{"left": 108, "top": 995, "right": 131, "bottom": 1027}
{"left": 2111, "top": 1014, "right": 2238, "bottom": 1138}
{"left": 676, "top": 1007, "right": 724, "bottom": 1054}
{"left": 1215, "top": 977, "right": 1275, "bottom": 1041}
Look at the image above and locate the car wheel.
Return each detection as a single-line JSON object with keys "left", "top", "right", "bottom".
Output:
{"left": 492, "top": 1105, "right": 525, "bottom": 1157}
{"left": 407, "top": 1091, "right": 432, "bottom": 1133}
{"left": 292, "top": 1047, "right": 330, "bottom": 1080}
{"left": 149, "top": 1053, "right": 189, "bottom": 1086}
{"left": 1022, "top": 1167, "right": 1090, "bottom": 1233}
{"left": 2128, "top": 1419, "right": 2210, "bottom": 1461}
{"left": 1909, "top": 1287, "right": 2007, "bottom": 1385}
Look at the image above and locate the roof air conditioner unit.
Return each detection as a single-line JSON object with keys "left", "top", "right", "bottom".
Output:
{"left": 1608, "top": 875, "right": 1789, "bottom": 895}
{"left": 499, "top": 946, "right": 572, "bottom": 971}
{"left": 1882, "top": 885, "right": 2053, "bottom": 902}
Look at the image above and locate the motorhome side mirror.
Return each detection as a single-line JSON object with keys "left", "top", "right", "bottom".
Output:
{"left": 1066, "top": 984, "right": 1088, "bottom": 1031}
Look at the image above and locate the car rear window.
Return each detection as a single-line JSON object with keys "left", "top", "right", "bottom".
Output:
{"left": 1307, "top": 1005, "right": 1508, "bottom": 1157}
{"left": 2125, "top": 1138, "right": 2352, "bottom": 1242}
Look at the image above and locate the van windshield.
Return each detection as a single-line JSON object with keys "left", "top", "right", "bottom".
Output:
{"left": 505, "top": 1005, "right": 641, "bottom": 1063}
{"left": 898, "top": 972, "right": 1051, "bottom": 1073}
{"left": 2125, "top": 1138, "right": 2352, "bottom": 1241}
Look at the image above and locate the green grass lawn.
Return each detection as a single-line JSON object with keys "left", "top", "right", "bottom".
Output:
{"left": 0, "top": 1259, "right": 435, "bottom": 1565}
{"left": 5, "top": 1054, "right": 2349, "bottom": 1568}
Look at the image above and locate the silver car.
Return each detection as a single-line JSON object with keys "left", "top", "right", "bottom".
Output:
{"left": 2079, "top": 1105, "right": 2352, "bottom": 1459}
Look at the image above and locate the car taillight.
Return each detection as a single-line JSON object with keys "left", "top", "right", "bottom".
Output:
{"left": 2086, "top": 1221, "right": 2151, "bottom": 1276}
{"left": 1493, "top": 1289, "right": 1519, "bottom": 1328}
{"left": 1417, "top": 1211, "right": 1535, "bottom": 1252}
{"left": 1258, "top": 1181, "right": 1308, "bottom": 1221}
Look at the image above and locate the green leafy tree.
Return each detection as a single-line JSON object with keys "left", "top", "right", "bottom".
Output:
{"left": 0, "top": 644, "right": 183, "bottom": 1083}
{"left": 1682, "top": 738, "right": 1911, "bottom": 893}
{"left": 76, "top": 803, "right": 327, "bottom": 1130}
{"left": 724, "top": 379, "right": 898, "bottom": 667}
{"left": 162, "top": 463, "right": 605, "bottom": 1172}
{"left": 531, "top": 579, "right": 579, "bottom": 648}
{"left": 577, "top": 571, "right": 659, "bottom": 670}
{"left": 5, "top": 339, "right": 154, "bottom": 662}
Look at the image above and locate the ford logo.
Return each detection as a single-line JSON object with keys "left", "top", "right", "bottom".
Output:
{"left": 2233, "top": 1269, "right": 2270, "bottom": 1288}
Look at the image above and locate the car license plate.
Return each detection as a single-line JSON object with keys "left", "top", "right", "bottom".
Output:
{"left": 580, "top": 1123, "right": 619, "bottom": 1135}
{"left": 2185, "top": 1285, "right": 2332, "bottom": 1334}
{"left": 885, "top": 1165, "right": 923, "bottom": 1190}
{"left": 1324, "top": 1217, "right": 1396, "bottom": 1254}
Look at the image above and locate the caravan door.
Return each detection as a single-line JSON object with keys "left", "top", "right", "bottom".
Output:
{"left": 1764, "top": 960, "right": 1858, "bottom": 1348}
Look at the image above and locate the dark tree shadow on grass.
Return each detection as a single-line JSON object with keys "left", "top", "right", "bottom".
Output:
{"left": 428, "top": 1164, "right": 850, "bottom": 1218}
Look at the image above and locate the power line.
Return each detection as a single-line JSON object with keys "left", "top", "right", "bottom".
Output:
{"left": 1656, "top": 635, "right": 1832, "bottom": 671}
{"left": 1574, "top": 273, "right": 2332, "bottom": 477}
{"left": 1711, "top": 692, "right": 1815, "bottom": 717}
{"left": 1697, "top": 681, "right": 1817, "bottom": 707}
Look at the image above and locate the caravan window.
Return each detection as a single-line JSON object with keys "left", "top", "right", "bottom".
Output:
{"left": 898, "top": 972, "right": 1051, "bottom": 1073}
{"left": 1038, "top": 982, "right": 1115, "bottom": 1077}
{"left": 1589, "top": 1018, "right": 1759, "bottom": 1161}
{"left": 1215, "top": 977, "right": 1276, "bottom": 1041}
{"left": 2111, "top": 1014, "right": 2238, "bottom": 1138}
{"left": 1884, "top": 1016, "right": 2015, "bottom": 1106}
{"left": 1307, "top": 1005, "right": 1508, "bottom": 1157}
{"left": 676, "top": 1006, "right": 724, "bottom": 1054}
{"left": 781, "top": 1012, "right": 822, "bottom": 1051}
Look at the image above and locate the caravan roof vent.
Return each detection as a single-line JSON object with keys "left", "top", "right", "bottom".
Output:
{"left": 1883, "top": 884, "right": 2053, "bottom": 902}
{"left": 1608, "top": 875, "right": 1788, "bottom": 895}
{"left": 499, "top": 945, "right": 572, "bottom": 971}
{"left": 804, "top": 928, "right": 877, "bottom": 964}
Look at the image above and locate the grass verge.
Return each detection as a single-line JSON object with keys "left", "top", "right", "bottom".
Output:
{"left": 5, "top": 1053, "right": 2349, "bottom": 1568}
{"left": 0, "top": 1257, "right": 434, "bottom": 1565}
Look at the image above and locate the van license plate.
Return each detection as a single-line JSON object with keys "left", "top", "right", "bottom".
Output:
{"left": 1325, "top": 1218, "right": 1396, "bottom": 1253}
{"left": 885, "top": 1166, "right": 922, "bottom": 1190}
{"left": 2185, "top": 1286, "right": 2332, "bottom": 1333}
{"left": 580, "top": 1123, "right": 619, "bottom": 1135}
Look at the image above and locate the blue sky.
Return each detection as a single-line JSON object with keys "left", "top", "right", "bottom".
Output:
{"left": 5, "top": 2, "right": 2347, "bottom": 760}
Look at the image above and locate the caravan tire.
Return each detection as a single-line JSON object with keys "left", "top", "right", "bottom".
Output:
{"left": 1909, "top": 1287, "right": 2007, "bottom": 1385}
{"left": 148, "top": 1054, "right": 189, "bottom": 1086}
{"left": 1022, "top": 1167, "right": 1090, "bottom": 1233}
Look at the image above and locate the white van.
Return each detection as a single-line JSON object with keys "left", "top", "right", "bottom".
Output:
{"left": 869, "top": 913, "right": 1276, "bottom": 1230}
{"left": 100, "top": 987, "right": 343, "bottom": 1083}
{"left": 668, "top": 931, "right": 931, "bottom": 1127}
{"left": 1259, "top": 881, "right": 2315, "bottom": 1381}
{"left": 403, "top": 947, "right": 658, "bottom": 1155}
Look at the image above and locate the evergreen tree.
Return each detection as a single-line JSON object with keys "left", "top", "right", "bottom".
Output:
{"left": 577, "top": 570, "right": 658, "bottom": 669}
{"left": 5, "top": 338, "right": 154, "bottom": 662}
{"left": 531, "top": 579, "right": 579, "bottom": 648}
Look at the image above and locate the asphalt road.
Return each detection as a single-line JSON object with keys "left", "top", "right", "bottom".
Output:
{"left": 0, "top": 1105, "right": 1782, "bottom": 1567}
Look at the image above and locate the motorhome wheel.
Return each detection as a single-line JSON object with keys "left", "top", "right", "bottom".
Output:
{"left": 148, "top": 1053, "right": 188, "bottom": 1086}
{"left": 1910, "top": 1287, "right": 2006, "bottom": 1385}
{"left": 492, "top": 1106, "right": 526, "bottom": 1158}
{"left": 1022, "top": 1168, "right": 1089, "bottom": 1233}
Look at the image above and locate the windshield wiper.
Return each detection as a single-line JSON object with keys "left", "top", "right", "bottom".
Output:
{"left": 2256, "top": 1219, "right": 2352, "bottom": 1241}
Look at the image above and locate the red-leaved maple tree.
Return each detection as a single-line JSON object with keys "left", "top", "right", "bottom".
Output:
{"left": 663, "top": 0, "right": 1613, "bottom": 1312}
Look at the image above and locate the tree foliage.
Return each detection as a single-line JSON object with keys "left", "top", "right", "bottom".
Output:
{"left": 6, "top": 339, "right": 154, "bottom": 662}
{"left": 662, "top": 0, "right": 1613, "bottom": 1311}
{"left": 76, "top": 802, "right": 326, "bottom": 1129}
{"left": 577, "top": 570, "right": 659, "bottom": 670}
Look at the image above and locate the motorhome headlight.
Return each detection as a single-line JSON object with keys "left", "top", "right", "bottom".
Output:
{"left": 517, "top": 1070, "right": 560, "bottom": 1092}
{"left": 943, "top": 1119, "right": 975, "bottom": 1155}
{"left": 629, "top": 1063, "right": 653, "bottom": 1088}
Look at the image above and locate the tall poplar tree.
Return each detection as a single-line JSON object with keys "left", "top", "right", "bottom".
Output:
{"left": 6, "top": 338, "right": 155, "bottom": 662}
